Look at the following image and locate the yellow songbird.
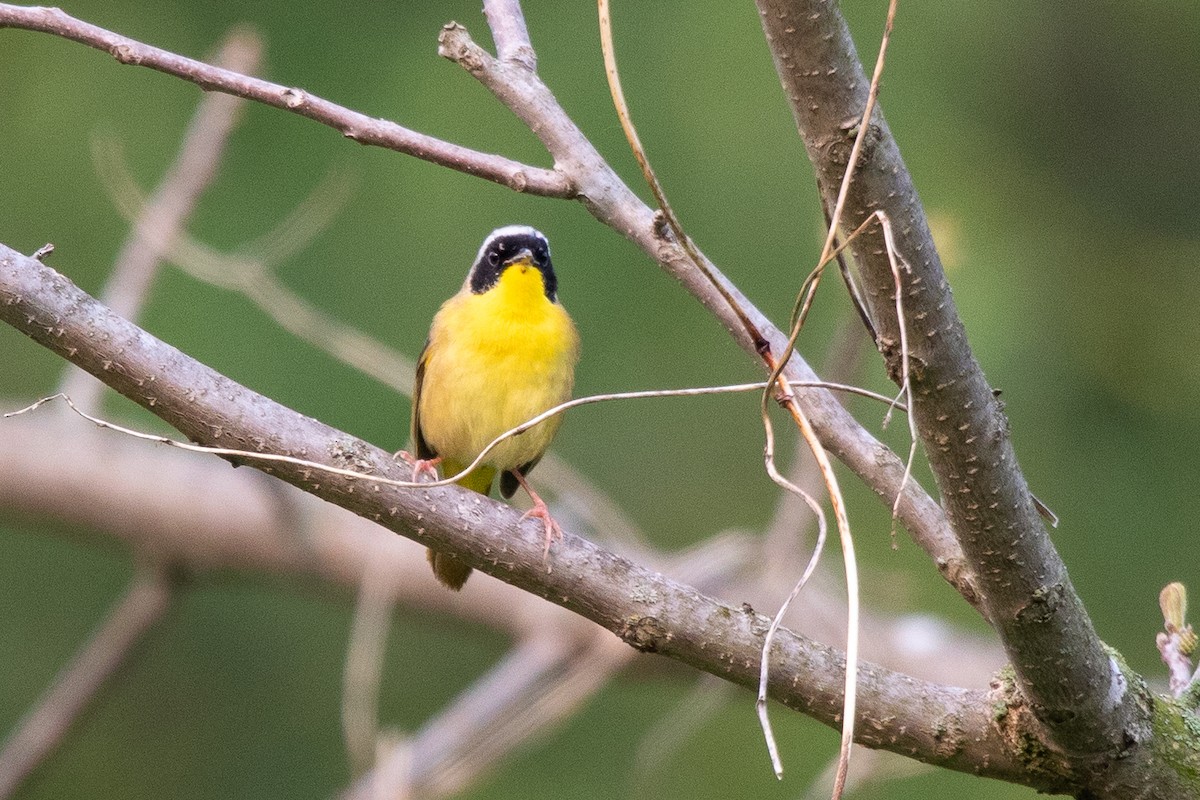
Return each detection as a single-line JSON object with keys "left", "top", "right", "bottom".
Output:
{"left": 408, "top": 226, "right": 580, "bottom": 590}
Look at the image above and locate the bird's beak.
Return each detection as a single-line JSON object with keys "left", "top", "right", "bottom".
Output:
{"left": 505, "top": 248, "right": 535, "bottom": 270}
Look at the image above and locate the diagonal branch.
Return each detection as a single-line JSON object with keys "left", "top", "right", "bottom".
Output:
{"left": 0, "top": 565, "right": 173, "bottom": 798}
{"left": 433, "top": 21, "right": 977, "bottom": 608}
{"left": 0, "top": 0, "right": 976, "bottom": 620}
{"left": 0, "top": 244, "right": 1047, "bottom": 789}
{"left": 754, "top": 0, "right": 1142, "bottom": 765}
{"left": 0, "top": 4, "right": 573, "bottom": 198}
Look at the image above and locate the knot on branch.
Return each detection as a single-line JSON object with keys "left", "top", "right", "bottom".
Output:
{"left": 1015, "top": 582, "right": 1067, "bottom": 626}
{"left": 878, "top": 334, "right": 925, "bottom": 384}
{"left": 506, "top": 170, "right": 529, "bottom": 193}
{"left": 989, "top": 667, "right": 1075, "bottom": 791}
{"left": 438, "top": 22, "right": 487, "bottom": 73}
{"left": 825, "top": 118, "right": 882, "bottom": 172}
{"left": 109, "top": 41, "right": 142, "bottom": 65}
{"left": 280, "top": 87, "right": 307, "bottom": 109}
{"left": 619, "top": 614, "right": 668, "bottom": 652}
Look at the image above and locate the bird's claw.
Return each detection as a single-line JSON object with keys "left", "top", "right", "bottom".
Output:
{"left": 521, "top": 502, "right": 563, "bottom": 565}
{"left": 394, "top": 450, "right": 441, "bottom": 483}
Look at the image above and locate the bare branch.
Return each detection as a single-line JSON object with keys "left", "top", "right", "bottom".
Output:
{"left": 9, "top": 5, "right": 1191, "bottom": 794}
{"left": 0, "top": 399, "right": 1010, "bottom": 791}
{"left": 0, "top": 245, "right": 1041, "bottom": 788}
{"left": 0, "top": 0, "right": 973, "bottom": 630}
{"left": 754, "top": 0, "right": 1141, "bottom": 765}
{"left": 0, "top": 4, "right": 573, "bottom": 198}
{"left": 342, "top": 569, "right": 395, "bottom": 777}
{"left": 435, "top": 20, "right": 977, "bottom": 608}
{"left": 482, "top": 0, "right": 535, "bottom": 69}
{"left": 0, "top": 566, "right": 173, "bottom": 798}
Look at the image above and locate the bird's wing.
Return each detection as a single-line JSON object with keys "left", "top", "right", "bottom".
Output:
{"left": 411, "top": 337, "right": 437, "bottom": 460}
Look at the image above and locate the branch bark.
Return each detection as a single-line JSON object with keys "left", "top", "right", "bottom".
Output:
{"left": 0, "top": 5, "right": 573, "bottom": 198}
{"left": 755, "top": 0, "right": 1139, "bottom": 763}
{"left": 0, "top": 244, "right": 1041, "bottom": 788}
{"left": 0, "top": 1, "right": 973, "bottom": 609}
{"left": 4, "top": 2, "right": 1197, "bottom": 795}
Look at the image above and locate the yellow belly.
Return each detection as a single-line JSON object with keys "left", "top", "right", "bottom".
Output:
{"left": 415, "top": 265, "right": 579, "bottom": 480}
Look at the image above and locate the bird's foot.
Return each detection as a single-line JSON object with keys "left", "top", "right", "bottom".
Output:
{"left": 394, "top": 450, "right": 442, "bottom": 483}
{"left": 510, "top": 469, "right": 563, "bottom": 567}
{"left": 521, "top": 499, "right": 563, "bottom": 565}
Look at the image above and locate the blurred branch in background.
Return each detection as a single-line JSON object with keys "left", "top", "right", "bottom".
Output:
{"left": 0, "top": 565, "right": 173, "bottom": 799}
{"left": 2, "top": 0, "right": 1197, "bottom": 798}
{"left": 58, "top": 27, "right": 262, "bottom": 414}
{"left": 0, "top": 0, "right": 1068, "bottom": 796}
{"left": 5, "top": 59, "right": 1005, "bottom": 790}
{"left": 0, "top": 381, "right": 1004, "bottom": 797}
{"left": 0, "top": 2, "right": 967, "bottom": 600}
{"left": 0, "top": 28, "right": 260, "bottom": 797}
{"left": 0, "top": 238, "right": 1024, "bottom": 792}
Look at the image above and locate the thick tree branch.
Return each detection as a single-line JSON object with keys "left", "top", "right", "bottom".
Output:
{"left": 0, "top": 4, "right": 573, "bottom": 198}
{"left": 0, "top": 245, "right": 1044, "bottom": 788}
{"left": 9, "top": 4, "right": 1194, "bottom": 794}
{"left": 2, "top": 396, "right": 1010, "bottom": 795}
{"left": 0, "top": 409, "right": 1003, "bottom": 686}
{"left": 755, "top": 0, "right": 1149, "bottom": 786}
{"left": 0, "top": 0, "right": 975, "bottom": 620}
{"left": 433, "top": 21, "right": 977, "bottom": 607}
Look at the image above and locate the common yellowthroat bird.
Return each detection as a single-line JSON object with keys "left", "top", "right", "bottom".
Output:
{"left": 408, "top": 226, "right": 580, "bottom": 590}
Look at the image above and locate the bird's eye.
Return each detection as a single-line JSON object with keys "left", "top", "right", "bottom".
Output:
{"left": 487, "top": 251, "right": 500, "bottom": 267}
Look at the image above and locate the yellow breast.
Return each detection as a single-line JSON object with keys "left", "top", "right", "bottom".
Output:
{"left": 416, "top": 264, "right": 579, "bottom": 473}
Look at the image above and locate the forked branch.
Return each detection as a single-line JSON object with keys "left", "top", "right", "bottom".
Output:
{"left": 0, "top": 0, "right": 972, "bottom": 608}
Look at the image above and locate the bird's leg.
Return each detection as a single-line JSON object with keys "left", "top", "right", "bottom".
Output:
{"left": 511, "top": 469, "right": 563, "bottom": 563}
{"left": 394, "top": 450, "right": 442, "bottom": 483}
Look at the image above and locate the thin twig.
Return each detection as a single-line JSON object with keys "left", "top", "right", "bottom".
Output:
{"left": 0, "top": 565, "right": 173, "bottom": 799}
{"left": 595, "top": 5, "right": 864, "bottom": 783}
{"left": 7, "top": 378, "right": 904, "bottom": 498}
{"left": 596, "top": 0, "right": 767, "bottom": 354}
{"left": 875, "top": 211, "right": 920, "bottom": 532}
{"left": 0, "top": 4, "right": 572, "bottom": 198}
{"left": 802, "top": 746, "right": 929, "bottom": 800}
{"left": 755, "top": 451, "right": 827, "bottom": 775}
{"left": 756, "top": 5, "right": 898, "bottom": 792}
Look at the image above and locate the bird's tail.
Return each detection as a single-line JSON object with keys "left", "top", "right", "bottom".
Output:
{"left": 426, "top": 460, "right": 495, "bottom": 590}
{"left": 427, "top": 548, "right": 473, "bottom": 590}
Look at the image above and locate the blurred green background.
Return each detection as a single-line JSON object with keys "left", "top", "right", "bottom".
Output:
{"left": 3, "top": 1, "right": 1200, "bottom": 797}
